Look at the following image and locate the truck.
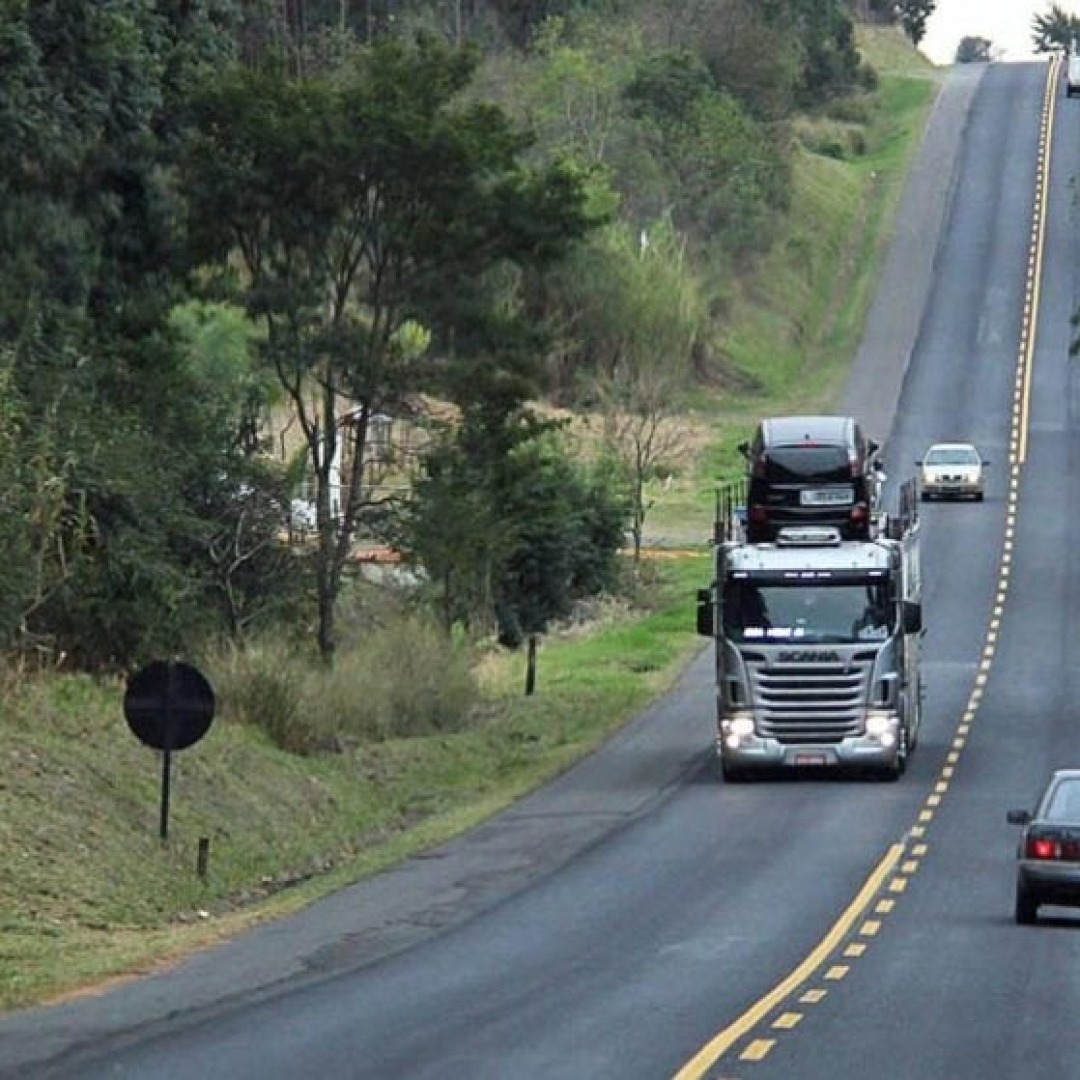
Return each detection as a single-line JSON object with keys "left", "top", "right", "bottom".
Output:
{"left": 696, "top": 479, "right": 923, "bottom": 781}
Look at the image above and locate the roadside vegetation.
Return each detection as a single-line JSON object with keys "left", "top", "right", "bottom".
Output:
{"left": 0, "top": 2, "right": 937, "bottom": 1011}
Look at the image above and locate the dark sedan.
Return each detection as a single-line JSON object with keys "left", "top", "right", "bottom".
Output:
{"left": 1008, "top": 769, "right": 1080, "bottom": 924}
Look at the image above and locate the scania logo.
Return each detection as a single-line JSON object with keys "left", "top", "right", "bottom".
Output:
{"left": 778, "top": 650, "right": 840, "bottom": 663}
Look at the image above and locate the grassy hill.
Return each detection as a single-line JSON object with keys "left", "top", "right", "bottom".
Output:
{"left": 0, "top": 26, "right": 941, "bottom": 1013}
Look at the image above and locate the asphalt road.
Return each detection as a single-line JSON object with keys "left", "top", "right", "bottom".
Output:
{"left": 5, "top": 58, "right": 1078, "bottom": 1080}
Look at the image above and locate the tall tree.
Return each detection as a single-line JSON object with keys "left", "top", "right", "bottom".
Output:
{"left": 0, "top": 0, "right": 260, "bottom": 666}
{"left": 1032, "top": 4, "right": 1080, "bottom": 53}
{"left": 893, "top": 0, "right": 935, "bottom": 46}
{"left": 955, "top": 36, "right": 992, "bottom": 64}
{"left": 404, "top": 405, "right": 626, "bottom": 644}
{"left": 182, "top": 36, "right": 601, "bottom": 660}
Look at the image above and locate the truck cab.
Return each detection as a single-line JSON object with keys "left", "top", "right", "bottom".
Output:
{"left": 697, "top": 504, "right": 922, "bottom": 782}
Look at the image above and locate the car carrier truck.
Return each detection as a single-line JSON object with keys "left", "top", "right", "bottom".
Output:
{"left": 696, "top": 479, "right": 923, "bottom": 781}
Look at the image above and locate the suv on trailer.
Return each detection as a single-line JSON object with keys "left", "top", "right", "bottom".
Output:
{"left": 740, "top": 415, "right": 883, "bottom": 543}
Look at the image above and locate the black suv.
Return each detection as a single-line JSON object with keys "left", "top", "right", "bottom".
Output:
{"left": 740, "top": 415, "right": 882, "bottom": 542}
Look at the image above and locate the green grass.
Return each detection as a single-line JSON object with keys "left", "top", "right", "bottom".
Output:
{"left": 0, "top": 26, "right": 939, "bottom": 1015}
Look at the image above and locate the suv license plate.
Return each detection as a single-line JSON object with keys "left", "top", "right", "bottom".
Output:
{"left": 800, "top": 487, "right": 853, "bottom": 507}
{"left": 794, "top": 753, "right": 828, "bottom": 767}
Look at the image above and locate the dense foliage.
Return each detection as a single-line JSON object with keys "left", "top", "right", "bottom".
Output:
{"left": 1031, "top": 4, "right": 1080, "bottom": 54}
{"left": 0, "top": 0, "right": 889, "bottom": 671}
{"left": 955, "top": 36, "right": 992, "bottom": 64}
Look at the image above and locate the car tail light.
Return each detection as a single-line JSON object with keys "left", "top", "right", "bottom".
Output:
{"left": 1027, "top": 837, "right": 1059, "bottom": 860}
{"left": 850, "top": 503, "right": 868, "bottom": 522}
{"left": 1026, "top": 835, "right": 1080, "bottom": 860}
{"left": 748, "top": 505, "right": 769, "bottom": 522}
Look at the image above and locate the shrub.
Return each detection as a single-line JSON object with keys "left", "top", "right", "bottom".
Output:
{"left": 827, "top": 98, "right": 870, "bottom": 125}
{"left": 305, "top": 615, "right": 477, "bottom": 741}
{"left": 208, "top": 612, "right": 478, "bottom": 752}
{"left": 208, "top": 637, "right": 334, "bottom": 755}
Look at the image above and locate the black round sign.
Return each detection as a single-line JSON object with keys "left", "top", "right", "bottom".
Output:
{"left": 124, "top": 660, "right": 215, "bottom": 751}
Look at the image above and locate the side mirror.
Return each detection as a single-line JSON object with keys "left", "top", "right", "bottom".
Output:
{"left": 737, "top": 440, "right": 751, "bottom": 460}
{"left": 902, "top": 600, "right": 922, "bottom": 635}
{"left": 696, "top": 588, "right": 715, "bottom": 638}
{"left": 1007, "top": 809, "right": 1032, "bottom": 826}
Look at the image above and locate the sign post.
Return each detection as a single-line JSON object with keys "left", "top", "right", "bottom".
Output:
{"left": 124, "top": 660, "right": 215, "bottom": 841}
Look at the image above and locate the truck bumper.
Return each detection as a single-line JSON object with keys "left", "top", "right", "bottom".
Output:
{"left": 716, "top": 728, "right": 902, "bottom": 775}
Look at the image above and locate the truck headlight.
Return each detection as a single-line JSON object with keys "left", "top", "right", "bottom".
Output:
{"left": 721, "top": 714, "right": 755, "bottom": 749}
{"left": 865, "top": 712, "right": 893, "bottom": 736}
{"left": 866, "top": 711, "right": 896, "bottom": 747}
{"left": 727, "top": 716, "right": 755, "bottom": 737}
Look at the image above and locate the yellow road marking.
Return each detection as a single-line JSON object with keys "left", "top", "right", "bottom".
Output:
{"left": 1018, "top": 55, "right": 1058, "bottom": 463}
{"left": 740, "top": 1039, "right": 774, "bottom": 1061}
{"left": 670, "top": 845, "right": 903, "bottom": 1079}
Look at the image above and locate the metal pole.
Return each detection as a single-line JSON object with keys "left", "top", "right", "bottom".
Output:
{"left": 160, "top": 750, "right": 171, "bottom": 842}
{"left": 159, "top": 662, "right": 176, "bottom": 842}
{"left": 525, "top": 635, "right": 538, "bottom": 696}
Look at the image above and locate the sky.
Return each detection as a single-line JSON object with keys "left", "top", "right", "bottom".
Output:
{"left": 920, "top": 0, "right": 1080, "bottom": 64}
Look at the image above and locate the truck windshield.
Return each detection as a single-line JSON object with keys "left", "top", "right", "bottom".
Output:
{"left": 722, "top": 579, "right": 894, "bottom": 644}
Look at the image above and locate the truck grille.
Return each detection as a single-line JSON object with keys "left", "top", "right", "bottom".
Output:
{"left": 747, "top": 658, "right": 872, "bottom": 742}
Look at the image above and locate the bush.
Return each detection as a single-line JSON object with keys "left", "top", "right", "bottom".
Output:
{"left": 208, "top": 637, "right": 330, "bottom": 755}
{"left": 208, "top": 613, "right": 478, "bottom": 752}
{"left": 826, "top": 98, "right": 870, "bottom": 125}
{"left": 357, "top": 615, "right": 477, "bottom": 738}
{"left": 306, "top": 615, "right": 477, "bottom": 741}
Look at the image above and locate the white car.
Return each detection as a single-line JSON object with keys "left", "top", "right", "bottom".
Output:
{"left": 1068, "top": 54, "right": 1080, "bottom": 98}
{"left": 917, "top": 442, "right": 987, "bottom": 501}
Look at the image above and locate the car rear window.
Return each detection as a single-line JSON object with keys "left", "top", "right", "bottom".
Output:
{"left": 1045, "top": 780, "right": 1080, "bottom": 821}
{"left": 762, "top": 445, "right": 851, "bottom": 483}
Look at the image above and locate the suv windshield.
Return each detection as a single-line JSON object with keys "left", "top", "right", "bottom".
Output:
{"left": 762, "top": 445, "right": 851, "bottom": 483}
{"left": 722, "top": 580, "right": 894, "bottom": 644}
